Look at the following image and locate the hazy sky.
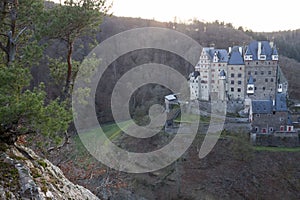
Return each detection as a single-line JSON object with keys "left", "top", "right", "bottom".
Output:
{"left": 52, "top": 0, "right": 299, "bottom": 32}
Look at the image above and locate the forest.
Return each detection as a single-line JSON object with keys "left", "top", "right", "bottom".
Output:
{"left": 0, "top": 0, "right": 300, "bottom": 199}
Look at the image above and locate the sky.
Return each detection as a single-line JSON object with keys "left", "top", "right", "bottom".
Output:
{"left": 52, "top": 0, "right": 300, "bottom": 32}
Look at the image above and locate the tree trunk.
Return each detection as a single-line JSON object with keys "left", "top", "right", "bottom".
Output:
{"left": 64, "top": 40, "right": 74, "bottom": 99}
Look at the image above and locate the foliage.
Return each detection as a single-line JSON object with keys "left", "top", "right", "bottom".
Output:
{"left": 41, "top": 0, "right": 111, "bottom": 97}
{"left": 0, "top": 64, "right": 72, "bottom": 144}
{"left": 0, "top": 0, "right": 72, "bottom": 145}
{"left": 0, "top": 0, "right": 44, "bottom": 64}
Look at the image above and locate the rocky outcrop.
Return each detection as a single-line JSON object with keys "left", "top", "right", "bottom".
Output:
{"left": 0, "top": 144, "right": 99, "bottom": 200}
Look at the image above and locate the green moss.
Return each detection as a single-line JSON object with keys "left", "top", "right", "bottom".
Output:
{"left": 0, "top": 160, "right": 20, "bottom": 192}
{"left": 37, "top": 159, "right": 48, "bottom": 168}
{"left": 5, "top": 191, "right": 11, "bottom": 199}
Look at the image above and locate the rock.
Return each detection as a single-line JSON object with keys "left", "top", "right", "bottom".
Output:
{"left": 0, "top": 145, "right": 99, "bottom": 200}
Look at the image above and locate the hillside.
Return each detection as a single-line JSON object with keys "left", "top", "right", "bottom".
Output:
{"left": 37, "top": 16, "right": 300, "bottom": 116}
{"left": 28, "top": 15, "right": 300, "bottom": 199}
{"left": 46, "top": 128, "right": 300, "bottom": 200}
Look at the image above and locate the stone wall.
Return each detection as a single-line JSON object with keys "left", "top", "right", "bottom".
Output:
{"left": 251, "top": 133, "right": 300, "bottom": 147}
{"left": 245, "top": 62, "right": 277, "bottom": 100}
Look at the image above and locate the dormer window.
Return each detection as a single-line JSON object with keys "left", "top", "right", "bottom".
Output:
{"left": 259, "top": 55, "right": 266, "bottom": 60}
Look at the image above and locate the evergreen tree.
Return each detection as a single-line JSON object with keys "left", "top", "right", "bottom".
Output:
{"left": 0, "top": 0, "right": 72, "bottom": 145}
{"left": 41, "top": 0, "right": 111, "bottom": 98}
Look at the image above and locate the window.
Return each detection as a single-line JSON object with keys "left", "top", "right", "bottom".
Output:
{"left": 231, "top": 73, "right": 234, "bottom": 78}
{"left": 261, "top": 71, "right": 264, "bottom": 75}
{"left": 262, "top": 128, "right": 267, "bottom": 133}
{"left": 263, "top": 87, "right": 266, "bottom": 90}
{"left": 255, "top": 127, "right": 259, "bottom": 132}
{"left": 238, "top": 73, "right": 242, "bottom": 78}
{"left": 265, "top": 78, "right": 268, "bottom": 82}
{"left": 253, "top": 78, "right": 256, "bottom": 82}
{"left": 231, "top": 88, "right": 234, "bottom": 92}
{"left": 248, "top": 71, "right": 251, "bottom": 75}
{"left": 231, "top": 80, "right": 234, "bottom": 84}
{"left": 256, "top": 62, "right": 259, "bottom": 65}
{"left": 268, "top": 71, "right": 272, "bottom": 75}
{"left": 237, "top": 88, "right": 241, "bottom": 92}
{"left": 255, "top": 87, "right": 257, "bottom": 90}
{"left": 271, "top": 78, "right": 274, "bottom": 82}
{"left": 256, "top": 114, "right": 260, "bottom": 117}
{"left": 280, "top": 126, "right": 284, "bottom": 132}
{"left": 269, "top": 127, "right": 274, "bottom": 132}
{"left": 238, "top": 81, "right": 242, "bottom": 85}
{"left": 255, "top": 71, "right": 258, "bottom": 75}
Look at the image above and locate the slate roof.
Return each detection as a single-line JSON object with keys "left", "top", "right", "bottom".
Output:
{"left": 245, "top": 41, "right": 276, "bottom": 60}
{"left": 248, "top": 75, "right": 254, "bottom": 84}
{"left": 219, "top": 69, "right": 226, "bottom": 76}
{"left": 272, "top": 45, "right": 278, "bottom": 55}
{"left": 287, "top": 116, "right": 293, "bottom": 125}
{"left": 275, "top": 93, "right": 288, "bottom": 111}
{"left": 193, "top": 71, "right": 200, "bottom": 78}
{"left": 252, "top": 94, "right": 288, "bottom": 114}
{"left": 252, "top": 100, "right": 273, "bottom": 114}
{"left": 277, "top": 66, "right": 288, "bottom": 84}
{"left": 204, "top": 48, "right": 228, "bottom": 63}
{"left": 189, "top": 71, "right": 200, "bottom": 80}
{"left": 228, "top": 46, "right": 244, "bottom": 65}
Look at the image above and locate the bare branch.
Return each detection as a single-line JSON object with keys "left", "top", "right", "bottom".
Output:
{"left": 14, "top": 26, "right": 27, "bottom": 42}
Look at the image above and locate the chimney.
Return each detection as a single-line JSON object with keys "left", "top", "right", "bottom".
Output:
{"left": 258, "top": 41, "right": 262, "bottom": 58}
{"left": 269, "top": 41, "right": 274, "bottom": 48}
{"left": 239, "top": 47, "right": 243, "bottom": 55}
{"left": 228, "top": 47, "right": 232, "bottom": 54}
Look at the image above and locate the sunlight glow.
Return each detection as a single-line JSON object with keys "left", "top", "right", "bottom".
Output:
{"left": 51, "top": 0, "right": 300, "bottom": 32}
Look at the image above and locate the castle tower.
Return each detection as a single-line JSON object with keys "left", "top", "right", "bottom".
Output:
{"left": 247, "top": 75, "right": 254, "bottom": 95}
{"left": 189, "top": 71, "right": 201, "bottom": 100}
{"left": 218, "top": 70, "right": 227, "bottom": 101}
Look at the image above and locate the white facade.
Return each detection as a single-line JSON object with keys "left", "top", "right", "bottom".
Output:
{"left": 189, "top": 72, "right": 201, "bottom": 100}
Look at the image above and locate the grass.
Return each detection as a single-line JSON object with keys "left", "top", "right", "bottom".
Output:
{"left": 73, "top": 120, "right": 133, "bottom": 156}
{"left": 254, "top": 146, "right": 300, "bottom": 152}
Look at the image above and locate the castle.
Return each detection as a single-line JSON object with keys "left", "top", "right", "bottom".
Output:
{"left": 189, "top": 41, "right": 288, "bottom": 102}
{"left": 189, "top": 41, "right": 298, "bottom": 138}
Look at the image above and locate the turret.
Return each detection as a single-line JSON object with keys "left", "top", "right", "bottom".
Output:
{"left": 244, "top": 47, "right": 253, "bottom": 61}
{"left": 247, "top": 75, "right": 254, "bottom": 95}
{"left": 219, "top": 69, "right": 226, "bottom": 80}
{"left": 218, "top": 70, "right": 227, "bottom": 101}
{"left": 259, "top": 45, "right": 267, "bottom": 60}
{"left": 272, "top": 46, "right": 279, "bottom": 61}
{"left": 213, "top": 51, "right": 219, "bottom": 62}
